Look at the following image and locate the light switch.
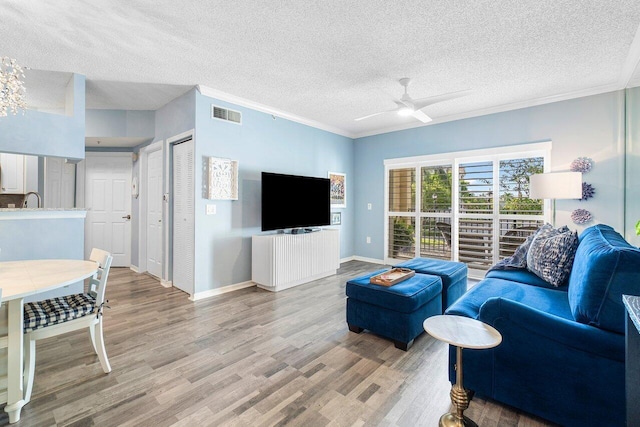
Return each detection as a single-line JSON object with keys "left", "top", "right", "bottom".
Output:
{"left": 367, "top": 203, "right": 372, "bottom": 210}
{"left": 206, "top": 204, "right": 216, "bottom": 215}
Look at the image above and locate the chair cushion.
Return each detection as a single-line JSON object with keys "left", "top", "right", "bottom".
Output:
{"left": 568, "top": 224, "right": 640, "bottom": 334}
{"left": 526, "top": 224, "right": 578, "bottom": 286}
{"left": 24, "top": 293, "right": 97, "bottom": 333}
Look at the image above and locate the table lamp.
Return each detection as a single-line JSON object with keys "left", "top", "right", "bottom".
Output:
{"left": 529, "top": 172, "right": 582, "bottom": 226}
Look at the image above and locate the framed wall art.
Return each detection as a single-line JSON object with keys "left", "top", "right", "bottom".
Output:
{"left": 328, "top": 171, "right": 346, "bottom": 208}
{"left": 331, "top": 212, "right": 342, "bottom": 225}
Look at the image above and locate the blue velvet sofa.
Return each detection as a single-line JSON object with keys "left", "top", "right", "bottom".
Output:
{"left": 445, "top": 224, "right": 640, "bottom": 427}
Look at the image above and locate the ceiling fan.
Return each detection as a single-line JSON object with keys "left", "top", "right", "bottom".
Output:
{"left": 355, "top": 78, "right": 472, "bottom": 123}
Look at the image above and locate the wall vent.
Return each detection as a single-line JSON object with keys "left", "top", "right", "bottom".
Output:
{"left": 212, "top": 105, "right": 242, "bottom": 124}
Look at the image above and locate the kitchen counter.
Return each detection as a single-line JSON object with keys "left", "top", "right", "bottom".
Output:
{"left": 0, "top": 208, "right": 87, "bottom": 219}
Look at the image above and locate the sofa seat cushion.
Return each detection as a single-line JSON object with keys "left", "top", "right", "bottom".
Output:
{"left": 346, "top": 269, "right": 442, "bottom": 313}
{"left": 485, "top": 269, "right": 566, "bottom": 290}
{"left": 568, "top": 224, "right": 640, "bottom": 334}
{"left": 446, "top": 278, "right": 573, "bottom": 321}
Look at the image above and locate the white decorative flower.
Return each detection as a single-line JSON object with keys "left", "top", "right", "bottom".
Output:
{"left": 571, "top": 209, "right": 593, "bottom": 224}
{"left": 570, "top": 157, "right": 593, "bottom": 173}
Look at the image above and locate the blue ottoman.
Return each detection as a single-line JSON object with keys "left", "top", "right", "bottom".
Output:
{"left": 393, "top": 258, "right": 467, "bottom": 312}
{"left": 346, "top": 269, "right": 442, "bottom": 350}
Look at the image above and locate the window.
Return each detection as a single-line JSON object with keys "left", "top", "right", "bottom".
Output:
{"left": 385, "top": 142, "right": 549, "bottom": 277}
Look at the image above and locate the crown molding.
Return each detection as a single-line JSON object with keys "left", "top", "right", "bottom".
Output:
{"left": 352, "top": 83, "right": 622, "bottom": 139}
{"left": 620, "top": 21, "right": 640, "bottom": 88}
{"left": 196, "top": 85, "right": 355, "bottom": 139}
{"left": 200, "top": 81, "right": 629, "bottom": 141}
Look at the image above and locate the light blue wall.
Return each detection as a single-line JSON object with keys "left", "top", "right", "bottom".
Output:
{"left": 0, "top": 74, "right": 85, "bottom": 159}
{"left": 0, "top": 216, "right": 86, "bottom": 300}
{"left": 192, "top": 92, "right": 354, "bottom": 293}
{"left": 354, "top": 91, "right": 627, "bottom": 261}
{"left": 627, "top": 87, "right": 640, "bottom": 246}
{"left": 86, "top": 109, "right": 155, "bottom": 138}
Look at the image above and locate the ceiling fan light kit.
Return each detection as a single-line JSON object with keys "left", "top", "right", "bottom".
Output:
{"left": 356, "top": 77, "right": 471, "bottom": 124}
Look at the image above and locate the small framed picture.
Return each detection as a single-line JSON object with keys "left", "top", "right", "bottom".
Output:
{"left": 328, "top": 172, "right": 346, "bottom": 208}
{"left": 331, "top": 212, "right": 342, "bottom": 225}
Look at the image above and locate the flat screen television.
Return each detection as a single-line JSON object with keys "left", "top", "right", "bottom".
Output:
{"left": 261, "top": 172, "right": 330, "bottom": 232}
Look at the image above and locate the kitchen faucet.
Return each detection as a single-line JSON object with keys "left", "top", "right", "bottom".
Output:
{"left": 23, "top": 191, "right": 42, "bottom": 208}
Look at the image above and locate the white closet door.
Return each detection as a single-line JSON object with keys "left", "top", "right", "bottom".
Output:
{"left": 146, "top": 149, "right": 163, "bottom": 278}
{"left": 172, "top": 139, "right": 194, "bottom": 295}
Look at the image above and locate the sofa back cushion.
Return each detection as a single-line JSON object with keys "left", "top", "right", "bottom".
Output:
{"left": 568, "top": 224, "right": 640, "bottom": 334}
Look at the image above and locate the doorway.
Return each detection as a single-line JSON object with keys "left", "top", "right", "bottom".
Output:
{"left": 84, "top": 153, "right": 132, "bottom": 267}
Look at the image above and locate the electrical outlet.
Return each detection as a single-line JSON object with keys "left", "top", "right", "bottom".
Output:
{"left": 366, "top": 236, "right": 371, "bottom": 244}
{"left": 206, "top": 204, "right": 216, "bottom": 215}
{"left": 367, "top": 203, "right": 372, "bottom": 210}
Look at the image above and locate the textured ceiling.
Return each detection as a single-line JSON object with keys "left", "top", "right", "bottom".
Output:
{"left": 3, "top": 0, "right": 640, "bottom": 138}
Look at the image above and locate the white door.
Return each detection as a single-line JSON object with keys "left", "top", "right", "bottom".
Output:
{"left": 146, "top": 149, "right": 163, "bottom": 278}
{"left": 85, "top": 154, "right": 132, "bottom": 267}
{"left": 172, "top": 139, "right": 194, "bottom": 295}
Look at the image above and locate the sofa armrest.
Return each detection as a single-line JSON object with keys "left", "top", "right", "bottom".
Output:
{"left": 478, "top": 297, "right": 624, "bottom": 361}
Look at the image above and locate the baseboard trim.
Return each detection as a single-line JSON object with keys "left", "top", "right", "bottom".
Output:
{"left": 340, "top": 256, "right": 356, "bottom": 263}
{"left": 189, "top": 281, "right": 256, "bottom": 301}
{"left": 160, "top": 279, "right": 172, "bottom": 288}
{"left": 130, "top": 265, "right": 140, "bottom": 273}
{"left": 352, "top": 255, "right": 386, "bottom": 265}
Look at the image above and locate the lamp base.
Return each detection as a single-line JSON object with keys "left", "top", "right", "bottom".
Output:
{"left": 439, "top": 413, "right": 478, "bottom": 427}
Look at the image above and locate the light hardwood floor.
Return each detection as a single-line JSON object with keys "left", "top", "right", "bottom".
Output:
{"left": 6, "top": 261, "right": 557, "bottom": 426}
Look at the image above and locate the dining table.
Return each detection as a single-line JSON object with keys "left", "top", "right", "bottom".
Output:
{"left": 0, "top": 259, "right": 98, "bottom": 423}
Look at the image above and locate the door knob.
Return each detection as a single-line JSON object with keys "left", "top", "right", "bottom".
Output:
{"left": 122, "top": 214, "right": 131, "bottom": 220}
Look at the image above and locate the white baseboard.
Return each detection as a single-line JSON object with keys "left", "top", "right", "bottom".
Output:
{"left": 352, "top": 255, "right": 386, "bottom": 265}
{"left": 189, "top": 280, "right": 256, "bottom": 301}
{"left": 340, "top": 256, "right": 356, "bottom": 263}
{"left": 130, "top": 265, "right": 140, "bottom": 273}
{"left": 160, "top": 279, "right": 172, "bottom": 288}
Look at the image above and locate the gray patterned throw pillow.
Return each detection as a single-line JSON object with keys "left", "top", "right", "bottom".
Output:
{"left": 526, "top": 224, "right": 578, "bottom": 286}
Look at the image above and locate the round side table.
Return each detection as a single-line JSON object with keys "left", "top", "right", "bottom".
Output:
{"left": 423, "top": 315, "right": 502, "bottom": 427}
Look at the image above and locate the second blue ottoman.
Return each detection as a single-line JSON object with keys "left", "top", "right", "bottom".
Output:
{"left": 346, "top": 270, "right": 442, "bottom": 350}
{"left": 393, "top": 258, "right": 467, "bottom": 312}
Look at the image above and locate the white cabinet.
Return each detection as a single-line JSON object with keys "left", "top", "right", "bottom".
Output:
{"left": 252, "top": 229, "right": 340, "bottom": 292}
{"left": 0, "top": 153, "right": 25, "bottom": 194}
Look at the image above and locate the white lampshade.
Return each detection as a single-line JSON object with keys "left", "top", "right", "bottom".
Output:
{"left": 530, "top": 172, "right": 582, "bottom": 199}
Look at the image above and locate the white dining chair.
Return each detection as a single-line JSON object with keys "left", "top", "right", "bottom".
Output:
{"left": 22, "top": 248, "right": 113, "bottom": 403}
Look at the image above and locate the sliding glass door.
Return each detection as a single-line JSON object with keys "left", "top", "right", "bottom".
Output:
{"left": 385, "top": 144, "right": 548, "bottom": 277}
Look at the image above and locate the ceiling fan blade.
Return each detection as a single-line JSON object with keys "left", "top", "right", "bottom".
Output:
{"left": 412, "top": 89, "right": 473, "bottom": 110}
{"left": 354, "top": 108, "right": 398, "bottom": 121}
{"left": 411, "top": 109, "right": 432, "bottom": 123}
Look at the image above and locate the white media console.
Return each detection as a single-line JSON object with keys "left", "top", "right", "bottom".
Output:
{"left": 252, "top": 229, "right": 340, "bottom": 292}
